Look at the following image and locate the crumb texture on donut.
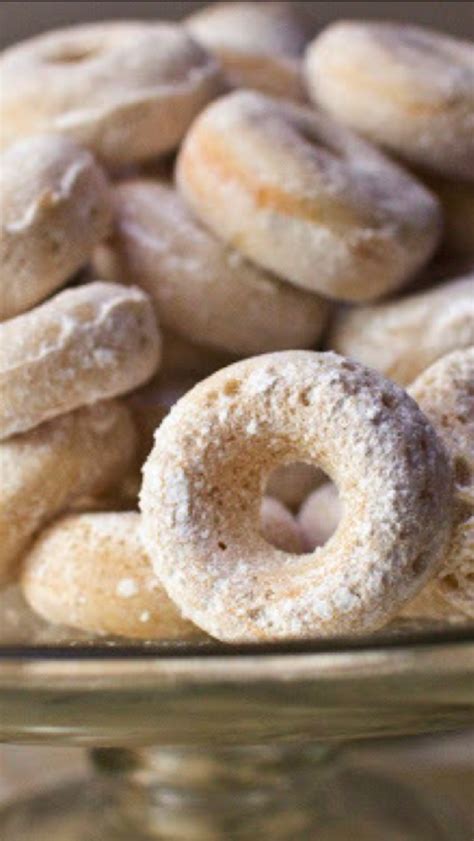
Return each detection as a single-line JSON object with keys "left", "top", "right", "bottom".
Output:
{"left": 0, "top": 22, "right": 223, "bottom": 165}
{"left": 0, "top": 134, "right": 112, "bottom": 320}
{"left": 329, "top": 273, "right": 474, "bottom": 385}
{"left": 177, "top": 89, "right": 441, "bottom": 302}
{"left": 0, "top": 401, "right": 136, "bottom": 588}
{"left": 22, "top": 512, "right": 203, "bottom": 639}
{"left": 305, "top": 21, "right": 474, "bottom": 180}
{"left": 94, "top": 179, "right": 330, "bottom": 355}
{"left": 0, "top": 281, "right": 161, "bottom": 439}
{"left": 406, "top": 348, "right": 474, "bottom": 619}
{"left": 140, "top": 351, "right": 453, "bottom": 642}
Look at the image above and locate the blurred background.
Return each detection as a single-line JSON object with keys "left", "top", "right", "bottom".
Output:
{"left": 0, "top": 0, "right": 472, "bottom": 829}
{"left": 0, "top": 0, "right": 473, "bottom": 47}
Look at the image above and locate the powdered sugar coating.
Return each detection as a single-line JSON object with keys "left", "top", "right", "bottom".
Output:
{"left": 305, "top": 21, "right": 474, "bottom": 180}
{"left": 0, "top": 401, "right": 136, "bottom": 587}
{"left": 0, "top": 134, "right": 112, "bottom": 320}
{"left": 186, "top": 2, "right": 309, "bottom": 101}
{"left": 177, "top": 90, "right": 441, "bottom": 302}
{"left": 22, "top": 512, "right": 203, "bottom": 640}
{"left": 94, "top": 179, "right": 330, "bottom": 355}
{"left": 329, "top": 273, "right": 474, "bottom": 385}
{"left": 0, "top": 281, "right": 161, "bottom": 439}
{"left": 140, "top": 351, "right": 453, "bottom": 642}
{"left": 407, "top": 348, "right": 474, "bottom": 618}
{"left": 0, "top": 22, "right": 223, "bottom": 166}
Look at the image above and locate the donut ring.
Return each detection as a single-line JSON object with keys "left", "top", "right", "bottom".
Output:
{"left": 0, "top": 135, "right": 112, "bottom": 321}
{"left": 93, "top": 180, "right": 330, "bottom": 355}
{"left": 407, "top": 348, "right": 474, "bottom": 619}
{"left": 299, "top": 482, "right": 342, "bottom": 552}
{"left": 329, "top": 273, "right": 474, "bottom": 386}
{"left": 0, "top": 401, "right": 136, "bottom": 588}
{"left": 305, "top": 21, "right": 474, "bottom": 181}
{"left": 177, "top": 90, "right": 441, "bottom": 302}
{"left": 22, "top": 512, "right": 203, "bottom": 640}
{"left": 186, "top": 2, "right": 308, "bottom": 101}
{"left": 0, "top": 281, "right": 161, "bottom": 440}
{"left": 140, "top": 351, "right": 453, "bottom": 642}
{"left": 0, "top": 22, "right": 222, "bottom": 167}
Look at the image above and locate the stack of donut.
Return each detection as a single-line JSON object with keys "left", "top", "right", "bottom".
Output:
{"left": 1, "top": 4, "right": 473, "bottom": 644}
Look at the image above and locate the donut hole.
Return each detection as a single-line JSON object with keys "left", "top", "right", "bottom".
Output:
{"left": 45, "top": 42, "right": 102, "bottom": 65}
{"left": 298, "top": 480, "right": 343, "bottom": 552}
{"left": 264, "top": 461, "right": 324, "bottom": 513}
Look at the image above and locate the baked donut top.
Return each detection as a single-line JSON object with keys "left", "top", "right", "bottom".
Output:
{"left": 1, "top": 21, "right": 220, "bottom": 113}
{"left": 311, "top": 21, "right": 474, "bottom": 107}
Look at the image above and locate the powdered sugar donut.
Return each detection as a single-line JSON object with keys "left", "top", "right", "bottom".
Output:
{"left": 22, "top": 512, "right": 203, "bottom": 640}
{"left": 299, "top": 482, "right": 342, "bottom": 552}
{"left": 0, "top": 281, "right": 161, "bottom": 440}
{"left": 177, "top": 90, "right": 441, "bottom": 302}
{"left": 0, "top": 401, "right": 136, "bottom": 588}
{"left": 186, "top": 2, "right": 309, "bottom": 101}
{"left": 329, "top": 273, "right": 474, "bottom": 385}
{"left": 140, "top": 351, "right": 453, "bottom": 642}
{"left": 0, "top": 22, "right": 222, "bottom": 166}
{"left": 305, "top": 21, "right": 474, "bottom": 181}
{"left": 0, "top": 135, "right": 112, "bottom": 321}
{"left": 406, "top": 348, "right": 474, "bottom": 619}
{"left": 93, "top": 179, "right": 330, "bottom": 354}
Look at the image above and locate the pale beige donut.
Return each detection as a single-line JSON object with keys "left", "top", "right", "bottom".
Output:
{"left": 0, "top": 401, "right": 136, "bottom": 588}
{"left": 186, "top": 2, "right": 309, "bottom": 101}
{"left": 140, "top": 351, "right": 453, "bottom": 642}
{"left": 260, "top": 497, "right": 304, "bottom": 554}
{"left": 305, "top": 21, "right": 474, "bottom": 181}
{"left": 299, "top": 482, "right": 342, "bottom": 552}
{"left": 419, "top": 173, "right": 474, "bottom": 258}
{"left": 177, "top": 90, "right": 441, "bottom": 302}
{"left": 0, "top": 135, "right": 112, "bottom": 321}
{"left": 0, "top": 22, "right": 222, "bottom": 166}
{"left": 0, "top": 281, "right": 161, "bottom": 440}
{"left": 329, "top": 273, "right": 474, "bottom": 386}
{"left": 93, "top": 179, "right": 330, "bottom": 355}
{"left": 266, "top": 462, "right": 323, "bottom": 513}
{"left": 21, "top": 512, "right": 203, "bottom": 640}
{"left": 406, "top": 348, "right": 474, "bottom": 619}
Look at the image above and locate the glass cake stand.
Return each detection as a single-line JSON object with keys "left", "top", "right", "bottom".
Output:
{"left": 0, "top": 620, "right": 473, "bottom": 840}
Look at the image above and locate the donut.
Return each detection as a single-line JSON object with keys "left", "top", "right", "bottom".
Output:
{"left": 305, "top": 21, "right": 474, "bottom": 181}
{"left": 92, "top": 179, "right": 330, "bottom": 354}
{"left": 329, "top": 273, "right": 474, "bottom": 386}
{"left": 177, "top": 90, "right": 442, "bottom": 302}
{"left": 266, "top": 462, "right": 323, "bottom": 512}
{"left": 299, "top": 482, "right": 342, "bottom": 552}
{"left": 406, "top": 348, "right": 474, "bottom": 619}
{"left": 0, "top": 135, "right": 112, "bottom": 321}
{"left": 0, "top": 400, "right": 136, "bottom": 588}
{"left": 419, "top": 173, "right": 474, "bottom": 257}
{"left": 0, "top": 22, "right": 222, "bottom": 166}
{"left": 21, "top": 512, "right": 204, "bottom": 640}
{"left": 186, "top": 2, "right": 309, "bottom": 101}
{"left": 0, "top": 281, "right": 161, "bottom": 440}
{"left": 140, "top": 351, "right": 453, "bottom": 642}
{"left": 260, "top": 497, "right": 304, "bottom": 554}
